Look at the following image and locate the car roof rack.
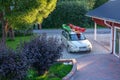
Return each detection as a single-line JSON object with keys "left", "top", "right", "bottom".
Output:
{"left": 62, "top": 24, "right": 86, "bottom": 34}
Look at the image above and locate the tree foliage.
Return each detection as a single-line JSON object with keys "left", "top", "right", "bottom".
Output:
{"left": 42, "top": 0, "right": 109, "bottom": 29}
{"left": 42, "top": 1, "right": 93, "bottom": 28}
{"left": 93, "top": 0, "right": 109, "bottom": 9}
{"left": 0, "top": 0, "right": 57, "bottom": 44}
{"left": 0, "top": 0, "right": 57, "bottom": 29}
{"left": 58, "top": 0, "right": 96, "bottom": 10}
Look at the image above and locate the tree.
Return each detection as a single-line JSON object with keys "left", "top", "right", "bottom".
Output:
{"left": 43, "top": 0, "right": 94, "bottom": 28}
{"left": 93, "top": 0, "right": 109, "bottom": 9}
{"left": 58, "top": 0, "right": 96, "bottom": 10}
{"left": 0, "top": 0, "right": 57, "bottom": 45}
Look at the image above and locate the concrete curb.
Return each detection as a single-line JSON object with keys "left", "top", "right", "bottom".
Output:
{"left": 57, "top": 59, "right": 77, "bottom": 80}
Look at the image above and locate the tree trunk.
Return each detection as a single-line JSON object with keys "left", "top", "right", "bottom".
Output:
{"left": 1, "top": 22, "right": 6, "bottom": 44}
{"left": 38, "top": 23, "right": 42, "bottom": 29}
{"left": 8, "top": 27, "right": 15, "bottom": 40}
{"left": 0, "top": 12, "right": 8, "bottom": 46}
{"left": 1, "top": 20, "right": 8, "bottom": 44}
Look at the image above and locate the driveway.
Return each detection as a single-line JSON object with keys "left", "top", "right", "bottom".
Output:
{"left": 34, "top": 29, "right": 120, "bottom": 80}
{"left": 70, "top": 54, "right": 120, "bottom": 80}
{"left": 61, "top": 33, "right": 110, "bottom": 59}
{"left": 33, "top": 28, "right": 111, "bottom": 59}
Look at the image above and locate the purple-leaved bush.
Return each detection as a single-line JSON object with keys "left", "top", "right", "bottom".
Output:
{"left": 0, "top": 33, "right": 63, "bottom": 80}
{"left": 0, "top": 43, "right": 29, "bottom": 80}
{"left": 19, "top": 33, "right": 63, "bottom": 75}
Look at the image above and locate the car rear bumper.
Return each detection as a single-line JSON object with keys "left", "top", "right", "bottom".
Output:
{"left": 69, "top": 47, "right": 91, "bottom": 52}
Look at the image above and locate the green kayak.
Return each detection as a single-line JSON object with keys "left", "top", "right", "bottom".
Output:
{"left": 62, "top": 24, "right": 71, "bottom": 32}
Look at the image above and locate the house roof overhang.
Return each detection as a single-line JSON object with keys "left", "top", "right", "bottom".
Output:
{"left": 86, "top": 0, "right": 120, "bottom": 25}
{"left": 91, "top": 17, "right": 120, "bottom": 28}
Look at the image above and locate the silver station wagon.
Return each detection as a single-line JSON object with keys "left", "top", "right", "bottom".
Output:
{"left": 61, "top": 30, "right": 92, "bottom": 53}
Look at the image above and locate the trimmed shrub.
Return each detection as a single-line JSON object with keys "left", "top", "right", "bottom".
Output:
{"left": 0, "top": 44, "right": 28, "bottom": 80}
{"left": 14, "top": 27, "right": 33, "bottom": 37}
{"left": 14, "top": 29, "right": 32, "bottom": 37}
{"left": 19, "top": 33, "right": 63, "bottom": 75}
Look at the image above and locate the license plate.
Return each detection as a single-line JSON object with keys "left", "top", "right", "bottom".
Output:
{"left": 79, "top": 47, "right": 86, "bottom": 51}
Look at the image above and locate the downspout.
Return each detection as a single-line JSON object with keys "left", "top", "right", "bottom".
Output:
{"left": 94, "top": 22, "right": 97, "bottom": 40}
{"left": 104, "top": 20, "right": 114, "bottom": 54}
{"left": 104, "top": 20, "right": 112, "bottom": 27}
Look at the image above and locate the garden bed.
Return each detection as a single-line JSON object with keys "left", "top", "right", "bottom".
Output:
{"left": 0, "top": 34, "right": 76, "bottom": 80}
{"left": 26, "top": 62, "right": 73, "bottom": 80}
{"left": 58, "top": 59, "right": 77, "bottom": 80}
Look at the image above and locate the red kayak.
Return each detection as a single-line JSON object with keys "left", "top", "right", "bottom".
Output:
{"left": 68, "top": 24, "right": 86, "bottom": 33}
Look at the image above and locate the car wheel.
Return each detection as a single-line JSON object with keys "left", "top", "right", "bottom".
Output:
{"left": 61, "top": 39, "right": 65, "bottom": 47}
{"left": 67, "top": 46, "right": 71, "bottom": 53}
{"left": 88, "top": 49, "right": 91, "bottom": 52}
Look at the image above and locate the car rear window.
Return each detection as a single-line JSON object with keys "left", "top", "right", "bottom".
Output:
{"left": 69, "top": 34, "right": 86, "bottom": 41}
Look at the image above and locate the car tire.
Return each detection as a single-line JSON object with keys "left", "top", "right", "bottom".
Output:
{"left": 88, "top": 49, "right": 91, "bottom": 53}
{"left": 67, "top": 46, "right": 71, "bottom": 53}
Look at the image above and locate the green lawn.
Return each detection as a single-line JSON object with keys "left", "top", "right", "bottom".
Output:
{"left": 26, "top": 63, "right": 73, "bottom": 80}
{"left": 6, "top": 36, "right": 32, "bottom": 49}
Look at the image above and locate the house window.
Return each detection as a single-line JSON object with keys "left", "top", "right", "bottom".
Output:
{"left": 115, "top": 29, "right": 120, "bottom": 54}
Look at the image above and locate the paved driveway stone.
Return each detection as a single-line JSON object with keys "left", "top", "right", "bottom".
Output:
{"left": 61, "top": 34, "right": 110, "bottom": 59}
{"left": 33, "top": 29, "right": 111, "bottom": 59}
{"left": 71, "top": 54, "right": 120, "bottom": 80}
{"left": 33, "top": 29, "right": 120, "bottom": 80}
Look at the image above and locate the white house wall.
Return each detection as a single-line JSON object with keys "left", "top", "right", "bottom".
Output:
{"left": 110, "top": 27, "right": 113, "bottom": 53}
